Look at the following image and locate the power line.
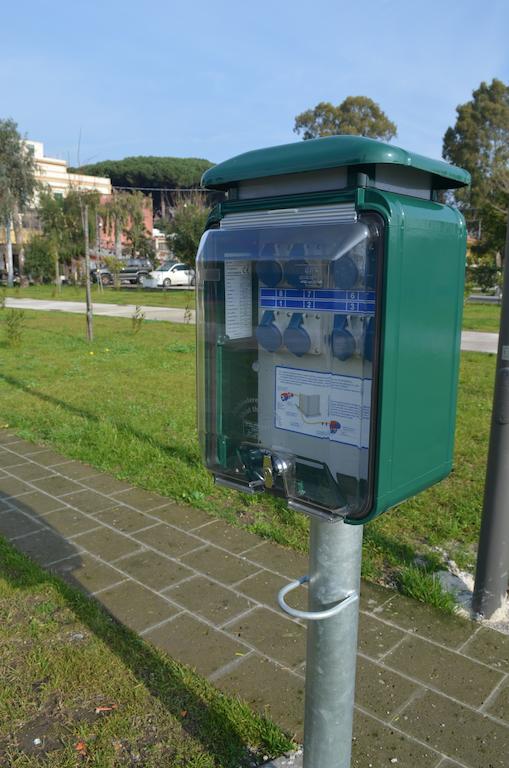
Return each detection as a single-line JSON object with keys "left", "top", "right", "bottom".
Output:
{"left": 112, "top": 185, "right": 208, "bottom": 192}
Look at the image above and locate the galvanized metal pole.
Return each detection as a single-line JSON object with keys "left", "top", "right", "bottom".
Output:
{"left": 473, "top": 209, "right": 509, "bottom": 619}
{"left": 303, "top": 518, "right": 363, "bottom": 768}
{"left": 83, "top": 205, "right": 94, "bottom": 343}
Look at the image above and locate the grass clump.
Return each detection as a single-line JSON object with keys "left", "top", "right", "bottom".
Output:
{"left": 397, "top": 565, "right": 457, "bottom": 614}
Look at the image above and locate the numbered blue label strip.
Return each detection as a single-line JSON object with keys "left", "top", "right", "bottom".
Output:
{"left": 260, "top": 288, "right": 376, "bottom": 315}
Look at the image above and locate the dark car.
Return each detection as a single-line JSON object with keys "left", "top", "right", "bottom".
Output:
{"left": 119, "top": 259, "right": 153, "bottom": 286}
{"left": 90, "top": 266, "right": 114, "bottom": 285}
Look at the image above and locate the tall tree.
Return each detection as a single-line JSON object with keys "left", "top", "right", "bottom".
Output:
{"left": 0, "top": 118, "right": 37, "bottom": 286}
{"left": 443, "top": 79, "right": 509, "bottom": 256}
{"left": 163, "top": 193, "right": 209, "bottom": 266}
{"left": 294, "top": 96, "right": 397, "bottom": 141}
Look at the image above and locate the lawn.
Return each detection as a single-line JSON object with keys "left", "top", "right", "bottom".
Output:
{"left": 462, "top": 301, "right": 501, "bottom": 332}
{"left": 0, "top": 308, "right": 497, "bottom": 597}
{"left": 0, "top": 538, "right": 291, "bottom": 766}
{"left": 2, "top": 283, "right": 194, "bottom": 310}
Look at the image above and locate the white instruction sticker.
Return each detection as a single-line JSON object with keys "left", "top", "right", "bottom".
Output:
{"left": 275, "top": 367, "right": 371, "bottom": 448}
{"left": 224, "top": 258, "right": 252, "bottom": 340}
{"left": 503, "top": 345, "right": 509, "bottom": 361}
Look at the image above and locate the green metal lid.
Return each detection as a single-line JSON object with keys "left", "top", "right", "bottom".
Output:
{"left": 202, "top": 135, "right": 470, "bottom": 191}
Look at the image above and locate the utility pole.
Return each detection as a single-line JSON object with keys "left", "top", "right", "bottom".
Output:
{"left": 5, "top": 216, "right": 13, "bottom": 288}
{"left": 473, "top": 208, "right": 509, "bottom": 618}
{"left": 83, "top": 204, "right": 94, "bottom": 342}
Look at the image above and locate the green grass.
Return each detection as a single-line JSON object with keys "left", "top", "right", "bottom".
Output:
{"left": 462, "top": 302, "right": 501, "bottom": 332}
{"left": 0, "top": 538, "right": 292, "bottom": 766}
{"left": 0, "top": 309, "right": 497, "bottom": 593}
{"left": 2, "top": 283, "right": 194, "bottom": 309}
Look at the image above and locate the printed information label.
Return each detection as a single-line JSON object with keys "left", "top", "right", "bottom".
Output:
{"left": 503, "top": 345, "right": 509, "bottom": 362}
{"left": 275, "top": 366, "right": 371, "bottom": 447}
{"left": 224, "top": 258, "right": 252, "bottom": 340}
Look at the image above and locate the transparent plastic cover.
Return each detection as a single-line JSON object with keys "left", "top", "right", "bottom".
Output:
{"left": 196, "top": 213, "right": 383, "bottom": 520}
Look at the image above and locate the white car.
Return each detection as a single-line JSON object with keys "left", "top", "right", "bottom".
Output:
{"left": 145, "top": 261, "right": 195, "bottom": 288}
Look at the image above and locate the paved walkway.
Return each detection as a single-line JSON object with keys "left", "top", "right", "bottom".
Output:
{"left": 5, "top": 297, "right": 195, "bottom": 324}
{"left": 4, "top": 298, "right": 500, "bottom": 353}
{"left": 1, "top": 430, "right": 509, "bottom": 767}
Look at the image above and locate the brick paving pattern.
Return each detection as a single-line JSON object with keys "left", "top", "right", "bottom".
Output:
{"left": 0, "top": 428, "right": 508, "bottom": 767}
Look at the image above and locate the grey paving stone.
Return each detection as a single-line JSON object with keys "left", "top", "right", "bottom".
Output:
{"left": 396, "top": 689, "right": 509, "bottom": 768}
{"left": 214, "top": 654, "right": 305, "bottom": 738}
{"left": 385, "top": 634, "right": 503, "bottom": 708}
{"left": 462, "top": 626, "right": 509, "bottom": 672}
{"left": 227, "top": 607, "right": 306, "bottom": 668}
{"left": 0, "top": 430, "right": 21, "bottom": 444}
{"left": 241, "top": 541, "right": 309, "bottom": 579}
{"left": 485, "top": 679, "right": 509, "bottom": 724}
{"left": 359, "top": 580, "right": 394, "bottom": 612}
{"left": 94, "top": 505, "right": 153, "bottom": 534}
{"left": 358, "top": 612, "right": 405, "bottom": 660}
{"left": 134, "top": 522, "right": 201, "bottom": 558}
{"left": 50, "top": 553, "right": 124, "bottom": 595}
{"left": 196, "top": 520, "right": 263, "bottom": 554}
{"left": 149, "top": 503, "right": 213, "bottom": 530}
{"left": 73, "top": 526, "right": 142, "bottom": 562}
{"left": 60, "top": 490, "right": 118, "bottom": 515}
{"left": 115, "top": 549, "right": 193, "bottom": 591}
{"left": 11, "top": 490, "right": 64, "bottom": 516}
{"left": 181, "top": 545, "right": 259, "bottom": 585}
{"left": 1, "top": 439, "right": 45, "bottom": 454}
{"left": 351, "top": 709, "right": 438, "bottom": 768}
{"left": 0, "top": 476, "right": 32, "bottom": 497}
{"left": 32, "top": 475, "right": 84, "bottom": 497}
{"left": 0, "top": 509, "right": 47, "bottom": 540}
{"left": 374, "top": 593, "right": 475, "bottom": 649}
{"left": 111, "top": 487, "right": 167, "bottom": 511}
{"left": 21, "top": 448, "right": 71, "bottom": 466}
{"left": 236, "top": 569, "right": 308, "bottom": 612}
{"left": 43, "top": 508, "right": 100, "bottom": 538}
{"left": 145, "top": 613, "right": 248, "bottom": 677}
{"left": 13, "top": 528, "right": 79, "bottom": 566}
{"left": 165, "top": 575, "right": 253, "bottom": 625}
{"left": 54, "top": 461, "right": 100, "bottom": 480}
{"left": 355, "top": 656, "right": 420, "bottom": 720}
{"left": 6, "top": 463, "right": 56, "bottom": 481}
{"left": 80, "top": 473, "right": 133, "bottom": 494}
{"left": 96, "top": 580, "right": 178, "bottom": 632}
{"left": 0, "top": 452, "right": 30, "bottom": 468}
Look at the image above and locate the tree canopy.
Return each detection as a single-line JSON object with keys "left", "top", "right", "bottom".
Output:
{"left": 0, "top": 118, "right": 37, "bottom": 220}
{"left": 294, "top": 96, "right": 397, "bottom": 141}
{"left": 72, "top": 156, "right": 213, "bottom": 190}
{"left": 158, "top": 193, "right": 209, "bottom": 266}
{"left": 443, "top": 78, "right": 509, "bottom": 255}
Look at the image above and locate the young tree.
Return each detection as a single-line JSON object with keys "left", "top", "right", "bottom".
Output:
{"left": 294, "top": 96, "right": 397, "bottom": 141}
{"left": 164, "top": 193, "right": 209, "bottom": 266}
{"left": 443, "top": 79, "right": 509, "bottom": 257}
{"left": 0, "top": 118, "right": 37, "bottom": 286}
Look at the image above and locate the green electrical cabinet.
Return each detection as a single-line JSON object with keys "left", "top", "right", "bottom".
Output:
{"left": 196, "top": 136, "right": 470, "bottom": 523}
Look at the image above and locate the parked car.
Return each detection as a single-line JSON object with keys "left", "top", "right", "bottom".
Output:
{"left": 144, "top": 261, "right": 195, "bottom": 288}
{"left": 90, "top": 266, "right": 114, "bottom": 285}
{"left": 91, "top": 259, "right": 153, "bottom": 286}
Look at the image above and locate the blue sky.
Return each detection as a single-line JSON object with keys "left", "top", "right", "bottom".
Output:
{"left": 2, "top": 0, "right": 508, "bottom": 167}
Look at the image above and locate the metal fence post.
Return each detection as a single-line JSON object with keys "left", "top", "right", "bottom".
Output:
{"left": 303, "top": 518, "right": 363, "bottom": 768}
{"left": 473, "top": 209, "right": 509, "bottom": 619}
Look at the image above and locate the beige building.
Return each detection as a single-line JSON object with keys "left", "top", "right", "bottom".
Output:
{"left": 27, "top": 140, "right": 111, "bottom": 197}
{"left": 1, "top": 141, "right": 112, "bottom": 264}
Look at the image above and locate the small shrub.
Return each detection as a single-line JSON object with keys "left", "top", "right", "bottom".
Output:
{"left": 4, "top": 309, "right": 26, "bottom": 346}
{"left": 0, "top": 288, "right": 6, "bottom": 310}
{"left": 131, "top": 305, "right": 145, "bottom": 334}
{"left": 183, "top": 302, "right": 193, "bottom": 324}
